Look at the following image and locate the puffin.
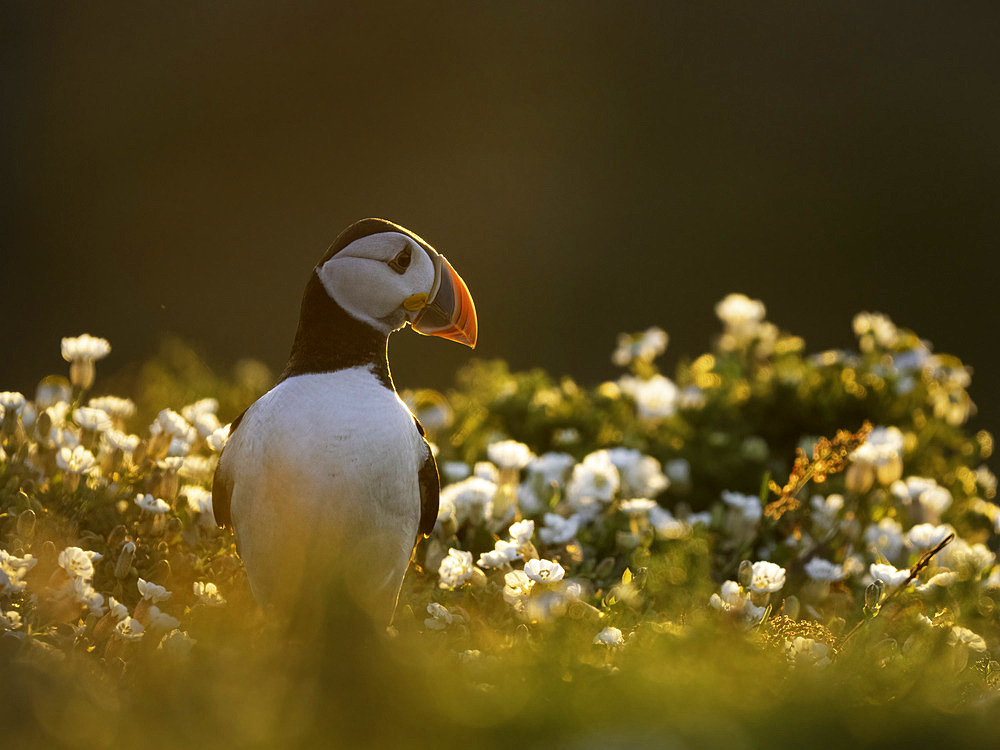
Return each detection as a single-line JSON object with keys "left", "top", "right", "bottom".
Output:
{"left": 212, "top": 218, "right": 477, "bottom": 623}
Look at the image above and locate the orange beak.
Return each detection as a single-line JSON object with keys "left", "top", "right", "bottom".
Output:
{"left": 411, "top": 252, "right": 478, "bottom": 348}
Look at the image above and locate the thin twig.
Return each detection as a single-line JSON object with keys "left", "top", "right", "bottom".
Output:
{"left": 839, "top": 532, "right": 955, "bottom": 647}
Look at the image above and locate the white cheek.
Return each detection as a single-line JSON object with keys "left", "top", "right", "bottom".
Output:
{"left": 317, "top": 255, "right": 435, "bottom": 330}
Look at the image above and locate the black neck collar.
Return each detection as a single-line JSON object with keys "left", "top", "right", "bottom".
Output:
{"left": 278, "top": 271, "right": 394, "bottom": 389}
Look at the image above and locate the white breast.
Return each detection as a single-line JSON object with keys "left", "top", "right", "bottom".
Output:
{"left": 220, "top": 366, "right": 425, "bottom": 617}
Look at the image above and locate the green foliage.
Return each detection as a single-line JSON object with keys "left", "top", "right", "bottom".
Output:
{"left": 1, "top": 299, "right": 999, "bottom": 747}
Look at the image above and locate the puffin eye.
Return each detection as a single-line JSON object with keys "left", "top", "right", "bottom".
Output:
{"left": 387, "top": 246, "right": 412, "bottom": 274}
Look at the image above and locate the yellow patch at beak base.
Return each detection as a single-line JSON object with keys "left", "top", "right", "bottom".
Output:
{"left": 403, "top": 293, "right": 428, "bottom": 312}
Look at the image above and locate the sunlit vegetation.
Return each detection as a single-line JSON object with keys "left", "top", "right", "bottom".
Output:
{"left": 2, "top": 294, "right": 998, "bottom": 748}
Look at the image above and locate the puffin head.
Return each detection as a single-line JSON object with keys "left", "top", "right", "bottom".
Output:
{"left": 315, "top": 219, "right": 477, "bottom": 348}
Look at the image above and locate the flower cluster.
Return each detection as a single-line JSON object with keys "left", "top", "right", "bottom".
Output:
{"left": 1, "top": 297, "right": 997, "bottom": 701}
{"left": 407, "top": 294, "right": 996, "bottom": 676}
{"left": 0, "top": 336, "right": 242, "bottom": 657}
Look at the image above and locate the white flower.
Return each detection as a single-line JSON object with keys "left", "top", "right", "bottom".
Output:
{"left": 619, "top": 374, "right": 679, "bottom": 421}
{"left": 502, "top": 569, "right": 535, "bottom": 605}
{"left": 56, "top": 445, "right": 97, "bottom": 475}
{"left": 722, "top": 491, "right": 763, "bottom": 521}
{"left": 809, "top": 494, "right": 844, "bottom": 532}
{"left": 1, "top": 610, "right": 23, "bottom": 631}
{"left": 869, "top": 563, "right": 911, "bottom": 588}
{"left": 984, "top": 566, "right": 1000, "bottom": 590}
{"left": 0, "top": 551, "right": 37, "bottom": 595}
{"left": 88, "top": 395, "right": 136, "bottom": 420}
{"left": 439, "top": 476, "right": 497, "bottom": 526}
{"left": 721, "top": 490, "right": 762, "bottom": 540}
{"left": 612, "top": 326, "right": 668, "bottom": 366}
{"left": 135, "top": 493, "right": 170, "bottom": 514}
{"left": 441, "top": 461, "right": 471, "bottom": 483}
{"left": 61, "top": 334, "right": 111, "bottom": 363}
{"left": 593, "top": 626, "right": 625, "bottom": 646}
{"left": 0, "top": 391, "right": 26, "bottom": 416}
{"left": 181, "top": 397, "right": 219, "bottom": 422}
{"left": 104, "top": 429, "right": 140, "bottom": 454}
{"left": 438, "top": 549, "right": 475, "bottom": 590}
{"left": 206, "top": 425, "right": 230, "bottom": 452}
{"left": 477, "top": 540, "right": 520, "bottom": 569}
{"left": 515, "top": 480, "right": 547, "bottom": 516}
{"left": 915, "top": 571, "right": 958, "bottom": 593}
{"left": 473, "top": 461, "right": 499, "bottom": 482}
{"left": 193, "top": 581, "right": 226, "bottom": 607}
{"left": 487, "top": 439, "right": 535, "bottom": 470}
{"left": 424, "top": 602, "right": 462, "bottom": 631}
{"left": 848, "top": 426, "right": 905, "bottom": 488}
{"left": 36, "top": 380, "right": 71, "bottom": 409}
{"left": 73, "top": 406, "right": 113, "bottom": 433}
{"left": 607, "top": 449, "right": 670, "bottom": 498}
{"left": 67, "top": 576, "right": 106, "bottom": 616}
{"left": 891, "top": 476, "right": 953, "bottom": 522}
{"left": 939, "top": 539, "right": 995, "bottom": 579}
{"left": 107, "top": 596, "right": 129, "bottom": 621}
{"left": 948, "top": 626, "right": 987, "bottom": 652}
{"left": 57, "top": 546, "right": 102, "bottom": 580}
{"left": 716, "top": 293, "right": 766, "bottom": 329}
{"left": 179, "top": 455, "right": 215, "bottom": 483}
{"left": 148, "top": 605, "right": 181, "bottom": 630}
{"left": 749, "top": 561, "right": 786, "bottom": 594}
{"left": 507, "top": 519, "right": 535, "bottom": 548}
{"left": 649, "top": 506, "right": 691, "bottom": 539}
{"left": 137, "top": 577, "right": 172, "bottom": 602}
{"left": 158, "top": 456, "right": 184, "bottom": 473}
{"left": 905, "top": 523, "right": 955, "bottom": 550}
{"left": 566, "top": 451, "right": 620, "bottom": 515}
{"left": 114, "top": 616, "right": 144, "bottom": 641}
{"left": 527, "top": 452, "right": 576, "bottom": 486}
{"left": 539, "top": 513, "right": 582, "bottom": 545}
{"left": 784, "top": 637, "right": 832, "bottom": 667}
{"left": 151, "top": 409, "right": 197, "bottom": 446}
{"left": 864, "top": 517, "right": 905, "bottom": 561}
{"left": 620, "top": 498, "right": 657, "bottom": 516}
{"left": 182, "top": 486, "right": 214, "bottom": 515}
{"left": 709, "top": 580, "right": 766, "bottom": 622}
{"left": 523, "top": 558, "right": 565, "bottom": 584}
{"left": 804, "top": 557, "right": 846, "bottom": 582}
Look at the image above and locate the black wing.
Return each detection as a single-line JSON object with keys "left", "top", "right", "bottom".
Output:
{"left": 211, "top": 407, "right": 248, "bottom": 529}
{"left": 414, "top": 417, "right": 440, "bottom": 538}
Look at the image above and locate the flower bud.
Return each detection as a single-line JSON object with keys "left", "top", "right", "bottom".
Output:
{"left": 17, "top": 508, "right": 36, "bottom": 538}
{"left": 876, "top": 456, "right": 903, "bottom": 486}
{"left": 165, "top": 517, "right": 183, "bottom": 539}
{"left": 737, "top": 560, "right": 753, "bottom": 589}
{"left": 69, "top": 359, "right": 96, "bottom": 390}
{"left": 115, "top": 542, "right": 136, "bottom": 579}
{"left": 107, "top": 524, "right": 128, "bottom": 549}
{"left": 845, "top": 462, "right": 875, "bottom": 494}
{"left": 34, "top": 410, "right": 52, "bottom": 440}
{"left": 40, "top": 539, "right": 57, "bottom": 562}
{"left": 864, "top": 580, "right": 885, "bottom": 617}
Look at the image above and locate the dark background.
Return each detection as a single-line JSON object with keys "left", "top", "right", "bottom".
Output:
{"left": 2, "top": 2, "right": 998, "bottom": 435}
